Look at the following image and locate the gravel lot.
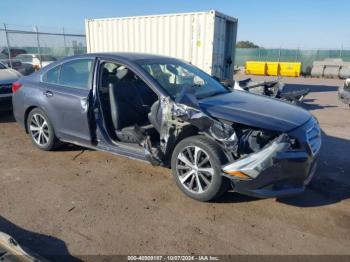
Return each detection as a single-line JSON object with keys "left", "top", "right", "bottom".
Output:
{"left": 0, "top": 76, "right": 349, "bottom": 260}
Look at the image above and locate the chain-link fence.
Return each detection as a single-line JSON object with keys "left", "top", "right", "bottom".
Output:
{"left": 0, "top": 23, "right": 86, "bottom": 75}
{"left": 235, "top": 48, "right": 350, "bottom": 74}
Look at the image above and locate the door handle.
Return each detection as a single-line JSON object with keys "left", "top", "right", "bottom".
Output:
{"left": 44, "top": 90, "right": 53, "bottom": 97}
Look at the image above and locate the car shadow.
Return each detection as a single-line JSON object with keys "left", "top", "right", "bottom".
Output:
{"left": 0, "top": 216, "right": 82, "bottom": 262}
{"left": 0, "top": 110, "right": 16, "bottom": 123}
{"left": 283, "top": 83, "right": 339, "bottom": 110}
{"left": 302, "top": 103, "right": 337, "bottom": 110}
{"left": 58, "top": 143, "right": 90, "bottom": 152}
{"left": 283, "top": 83, "right": 338, "bottom": 93}
{"left": 214, "top": 191, "right": 262, "bottom": 204}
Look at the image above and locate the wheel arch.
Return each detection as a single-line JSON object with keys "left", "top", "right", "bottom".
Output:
{"left": 24, "top": 106, "right": 56, "bottom": 135}
{"left": 24, "top": 106, "right": 38, "bottom": 133}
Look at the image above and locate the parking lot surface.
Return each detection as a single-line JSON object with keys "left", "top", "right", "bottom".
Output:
{"left": 0, "top": 77, "right": 349, "bottom": 259}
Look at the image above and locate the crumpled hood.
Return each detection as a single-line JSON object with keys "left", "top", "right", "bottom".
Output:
{"left": 0, "top": 69, "right": 21, "bottom": 84}
{"left": 198, "top": 91, "right": 311, "bottom": 132}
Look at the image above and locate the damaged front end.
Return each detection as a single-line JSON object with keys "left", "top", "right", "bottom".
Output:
{"left": 140, "top": 87, "right": 239, "bottom": 165}
{"left": 139, "top": 86, "right": 319, "bottom": 198}
{"left": 222, "top": 133, "right": 317, "bottom": 198}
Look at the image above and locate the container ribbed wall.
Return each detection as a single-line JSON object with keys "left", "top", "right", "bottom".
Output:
{"left": 85, "top": 11, "right": 237, "bottom": 79}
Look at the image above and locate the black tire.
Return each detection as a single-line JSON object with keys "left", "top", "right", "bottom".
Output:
{"left": 27, "top": 108, "right": 60, "bottom": 151}
{"left": 171, "top": 135, "right": 229, "bottom": 202}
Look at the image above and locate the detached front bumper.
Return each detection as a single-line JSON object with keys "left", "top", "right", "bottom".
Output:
{"left": 222, "top": 134, "right": 318, "bottom": 198}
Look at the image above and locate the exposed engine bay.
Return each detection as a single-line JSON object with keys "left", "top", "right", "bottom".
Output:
{"left": 134, "top": 86, "right": 281, "bottom": 167}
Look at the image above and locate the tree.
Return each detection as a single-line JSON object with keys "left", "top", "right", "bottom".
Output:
{"left": 236, "top": 41, "right": 259, "bottom": 48}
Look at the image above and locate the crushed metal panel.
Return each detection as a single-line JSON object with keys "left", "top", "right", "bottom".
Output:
{"left": 222, "top": 134, "right": 291, "bottom": 179}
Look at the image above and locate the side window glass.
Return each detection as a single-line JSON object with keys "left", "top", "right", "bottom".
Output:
{"left": 58, "top": 59, "right": 93, "bottom": 89}
{"left": 44, "top": 66, "right": 60, "bottom": 84}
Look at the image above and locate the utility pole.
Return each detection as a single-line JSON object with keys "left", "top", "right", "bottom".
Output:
{"left": 4, "top": 24, "right": 12, "bottom": 68}
{"left": 34, "top": 25, "right": 42, "bottom": 68}
{"left": 278, "top": 45, "right": 282, "bottom": 62}
{"left": 63, "top": 27, "right": 67, "bottom": 56}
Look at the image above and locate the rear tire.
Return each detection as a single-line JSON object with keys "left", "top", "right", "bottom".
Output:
{"left": 27, "top": 108, "right": 59, "bottom": 151}
{"left": 171, "top": 135, "right": 229, "bottom": 202}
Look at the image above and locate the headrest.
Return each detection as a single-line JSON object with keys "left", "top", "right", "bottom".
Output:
{"left": 116, "top": 66, "right": 128, "bottom": 80}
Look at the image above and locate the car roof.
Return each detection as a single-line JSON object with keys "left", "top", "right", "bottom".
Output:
{"left": 76, "top": 52, "right": 179, "bottom": 62}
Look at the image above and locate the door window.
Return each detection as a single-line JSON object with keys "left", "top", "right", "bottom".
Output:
{"left": 58, "top": 59, "right": 93, "bottom": 89}
{"left": 44, "top": 66, "right": 60, "bottom": 84}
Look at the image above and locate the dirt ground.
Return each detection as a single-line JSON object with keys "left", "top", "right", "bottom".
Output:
{"left": 0, "top": 76, "right": 349, "bottom": 260}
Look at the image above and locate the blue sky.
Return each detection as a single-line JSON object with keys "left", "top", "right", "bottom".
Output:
{"left": 0, "top": 0, "right": 349, "bottom": 49}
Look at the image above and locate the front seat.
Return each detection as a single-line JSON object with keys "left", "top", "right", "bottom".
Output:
{"left": 108, "top": 67, "right": 154, "bottom": 143}
{"left": 109, "top": 82, "right": 141, "bottom": 143}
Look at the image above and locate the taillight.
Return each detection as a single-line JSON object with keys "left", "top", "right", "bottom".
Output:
{"left": 12, "top": 82, "right": 22, "bottom": 93}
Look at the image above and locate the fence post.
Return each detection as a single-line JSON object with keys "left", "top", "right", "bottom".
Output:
{"left": 278, "top": 46, "right": 281, "bottom": 62}
{"left": 340, "top": 45, "right": 343, "bottom": 59}
{"left": 3, "top": 23, "right": 12, "bottom": 68}
{"left": 63, "top": 27, "right": 68, "bottom": 56}
{"left": 34, "top": 25, "right": 42, "bottom": 68}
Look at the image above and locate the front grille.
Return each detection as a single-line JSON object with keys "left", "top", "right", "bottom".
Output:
{"left": 306, "top": 118, "right": 321, "bottom": 156}
{"left": 0, "top": 83, "right": 12, "bottom": 95}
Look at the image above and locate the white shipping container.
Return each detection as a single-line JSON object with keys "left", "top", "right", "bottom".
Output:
{"left": 85, "top": 10, "right": 238, "bottom": 80}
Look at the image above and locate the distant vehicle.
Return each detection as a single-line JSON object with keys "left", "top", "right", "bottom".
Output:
{"left": 12, "top": 53, "right": 321, "bottom": 202}
{"left": 0, "top": 53, "right": 24, "bottom": 73}
{"left": 0, "top": 61, "right": 22, "bottom": 111}
{"left": 16, "top": 54, "right": 57, "bottom": 73}
{"left": 0, "top": 47, "right": 27, "bottom": 58}
{"left": 338, "top": 78, "right": 350, "bottom": 106}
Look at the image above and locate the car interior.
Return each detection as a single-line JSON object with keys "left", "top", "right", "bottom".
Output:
{"left": 98, "top": 62, "right": 161, "bottom": 146}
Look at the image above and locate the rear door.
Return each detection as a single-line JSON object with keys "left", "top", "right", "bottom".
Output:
{"left": 41, "top": 58, "right": 95, "bottom": 144}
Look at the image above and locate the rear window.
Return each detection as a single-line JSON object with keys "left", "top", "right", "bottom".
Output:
{"left": 58, "top": 59, "right": 93, "bottom": 89}
{"left": 43, "top": 59, "right": 93, "bottom": 89}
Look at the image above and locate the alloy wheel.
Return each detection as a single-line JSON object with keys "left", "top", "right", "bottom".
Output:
{"left": 29, "top": 113, "right": 50, "bottom": 146}
{"left": 176, "top": 146, "right": 214, "bottom": 194}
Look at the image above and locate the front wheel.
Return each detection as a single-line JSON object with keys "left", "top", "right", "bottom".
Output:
{"left": 171, "top": 136, "right": 229, "bottom": 202}
{"left": 27, "top": 108, "right": 60, "bottom": 151}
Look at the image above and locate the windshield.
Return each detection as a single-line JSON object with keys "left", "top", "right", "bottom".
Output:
{"left": 139, "top": 60, "right": 229, "bottom": 100}
{"left": 0, "top": 62, "right": 6, "bottom": 69}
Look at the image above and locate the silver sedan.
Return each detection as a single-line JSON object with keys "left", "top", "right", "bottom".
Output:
{"left": 0, "top": 61, "right": 22, "bottom": 111}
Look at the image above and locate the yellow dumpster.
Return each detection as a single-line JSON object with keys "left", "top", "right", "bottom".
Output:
{"left": 245, "top": 61, "right": 266, "bottom": 75}
{"left": 266, "top": 62, "right": 279, "bottom": 76}
{"left": 279, "top": 62, "right": 301, "bottom": 77}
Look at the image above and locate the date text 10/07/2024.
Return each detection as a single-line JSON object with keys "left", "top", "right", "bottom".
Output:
{"left": 128, "top": 256, "right": 220, "bottom": 261}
